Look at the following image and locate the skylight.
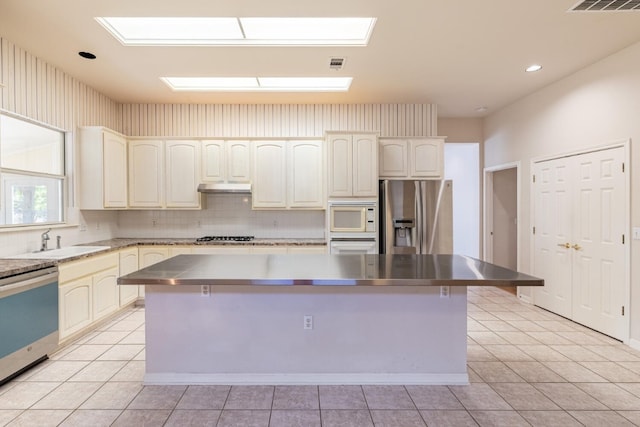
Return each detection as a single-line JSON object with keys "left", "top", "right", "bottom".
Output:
{"left": 161, "top": 77, "right": 353, "bottom": 92}
{"left": 95, "top": 17, "right": 376, "bottom": 46}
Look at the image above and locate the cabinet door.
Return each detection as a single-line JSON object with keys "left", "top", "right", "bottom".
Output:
{"left": 103, "top": 131, "right": 128, "bottom": 207}
{"left": 289, "top": 140, "right": 324, "bottom": 208}
{"left": 93, "top": 267, "right": 119, "bottom": 322}
{"left": 252, "top": 141, "right": 287, "bottom": 208}
{"left": 379, "top": 139, "right": 408, "bottom": 178}
{"left": 166, "top": 140, "right": 201, "bottom": 208}
{"left": 59, "top": 277, "right": 92, "bottom": 340}
{"left": 328, "top": 135, "right": 353, "bottom": 197}
{"left": 202, "top": 140, "right": 225, "bottom": 182}
{"left": 119, "top": 248, "right": 139, "bottom": 307}
{"left": 227, "top": 141, "right": 251, "bottom": 182}
{"left": 409, "top": 138, "right": 444, "bottom": 178}
{"left": 287, "top": 246, "right": 327, "bottom": 254}
{"left": 251, "top": 246, "right": 288, "bottom": 254}
{"left": 138, "top": 247, "right": 169, "bottom": 298}
{"left": 192, "top": 246, "right": 252, "bottom": 254}
{"left": 139, "top": 247, "right": 170, "bottom": 267}
{"left": 129, "top": 140, "right": 164, "bottom": 208}
{"left": 352, "top": 134, "right": 378, "bottom": 197}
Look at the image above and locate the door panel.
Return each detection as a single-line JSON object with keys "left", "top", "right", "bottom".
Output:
{"left": 533, "top": 159, "right": 572, "bottom": 318}
{"left": 571, "top": 147, "right": 625, "bottom": 339}
{"left": 534, "top": 146, "right": 626, "bottom": 340}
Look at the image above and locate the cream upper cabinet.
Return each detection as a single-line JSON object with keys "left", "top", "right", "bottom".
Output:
{"left": 165, "top": 140, "right": 201, "bottom": 208}
{"left": 253, "top": 140, "right": 324, "bottom": 209}
{"left": 128, "top": 140, "right": 164, "bottom": 208}
{"left": 227, "top": 141, "right": 251, "bottom": 182}
{"left": 288, "top": 140, "right": 324, "bottom": 208}
{"left": 379, "top": 137, "right": 444, "bottom": 179}
{"left": 202, "top": 140, "right": 251, "bottom": 183}
{"left": 379, "top": 140, "right": 408, "bottom": 177}
{"left": 78, "top": 127, "right": 128, "bottom": 209}
{"left": 328, "top": 133, "right": 378, "bottom": 198}
{"left": 129, "top": 139, "right": 200, "bottom": 209}
{"left": 201, "top": 140, "right": 225, "bottom": 182}
{"left": 252, "top": 141, "right": 287, "bottom": 208}
{"left": 409, "top": 138, "right": 444, "bottom": 178}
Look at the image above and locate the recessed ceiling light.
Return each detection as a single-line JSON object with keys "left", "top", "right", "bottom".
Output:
{"left": 525, "top": 64, "right": 542, "bottom": 72}
{"left": 161, "top": 77, "right": 352, "bottom": 92}
{"left": 95, "top": 17, "right": 376, "bottom": 46}
{"left": 78, "top": 51, "right": 96, "bottom": 59}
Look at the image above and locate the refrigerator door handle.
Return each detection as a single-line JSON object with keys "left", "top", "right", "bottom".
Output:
{"left": 415, "top": 181, "right": 424, "bottom": 254}
{"left": 428, "top": 180, "right": 446, "bottom": 254}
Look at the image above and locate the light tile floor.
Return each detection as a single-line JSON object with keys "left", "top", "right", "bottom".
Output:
{"left": 1, "top": 286, "right": 640, "bottom": 426}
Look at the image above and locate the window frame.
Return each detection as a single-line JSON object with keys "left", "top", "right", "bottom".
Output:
{"left": 0, "top": 111, "right": 67, "bottom": 229}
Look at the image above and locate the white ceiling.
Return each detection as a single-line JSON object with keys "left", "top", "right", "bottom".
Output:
{"left": 1, "top": 0, "right": 640, "bottom": 117}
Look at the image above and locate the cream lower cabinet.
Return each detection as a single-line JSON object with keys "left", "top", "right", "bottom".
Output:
{"left": 58, "top": 252, "right": 119, "bottom": 342}
{"left": 119, "top": 248, "right": 139, "bottom": 307}
{"left": 192, "top": 247, "right": 252, "bottom": 254}
{"left": 138, "top": 246, "right": 171, "bottom": 298}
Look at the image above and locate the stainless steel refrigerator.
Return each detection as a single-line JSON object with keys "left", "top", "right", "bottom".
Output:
{"left": 379, "top": 180, "right": 453, "bottom": 254}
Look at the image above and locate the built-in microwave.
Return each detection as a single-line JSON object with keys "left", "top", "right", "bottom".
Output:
{"left": 328, "top": 201, "right": 376, "bottom": 234}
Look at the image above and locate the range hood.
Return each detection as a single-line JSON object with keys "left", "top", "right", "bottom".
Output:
{"left": 197, "top": 183, "right": 252, "bottom": 194}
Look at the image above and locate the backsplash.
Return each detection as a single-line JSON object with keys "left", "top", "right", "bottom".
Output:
{"left": 116, "top": 194, "right": 325, "bottom": 239}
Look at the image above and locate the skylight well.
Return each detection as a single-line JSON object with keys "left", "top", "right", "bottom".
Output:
{"left": 95, "top": 17, "right": 376, "bottom": 46}
{"left": 161, "top": 77, "right": 353, "bottom": 92}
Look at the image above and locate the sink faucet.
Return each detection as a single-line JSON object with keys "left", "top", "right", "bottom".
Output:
{"left": 56, "top": 235, "right": 61, "bottom": 249}
{"left": 41, "top": 228, "right": 51, "bottom": 251}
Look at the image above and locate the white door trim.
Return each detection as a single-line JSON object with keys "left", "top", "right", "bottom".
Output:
{"left": 530, "top": 139, "right": 631, "bottom": 344}
{"left": 483, "top": 161, "right": 523, "bottom": 299}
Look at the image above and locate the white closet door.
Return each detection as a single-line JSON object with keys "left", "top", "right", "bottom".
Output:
{"left": 571, "top": 147, "right": 626, "bottom": 339}
{"left": 533, "top": 158, "right": 573, "bottom": 318}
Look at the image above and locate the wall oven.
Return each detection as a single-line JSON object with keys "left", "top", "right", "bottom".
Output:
{"left": 328, "top": 201, "right": 377, "bottom": 254}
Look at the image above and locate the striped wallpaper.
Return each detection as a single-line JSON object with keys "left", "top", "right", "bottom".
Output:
{"left": 120, "top": 103, "right": 437, "bottom": 137}
{"left": 0, "top": 38, "right": 120, "bottom": 132}
{"left": 1, "top": 37, "right": 437, "bottom": 137}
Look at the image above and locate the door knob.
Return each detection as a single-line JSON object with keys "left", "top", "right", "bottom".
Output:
{"left": 572, "top": 244, "right": 582, "bottom": 250}
{"left": 557, "top": 243, "right": 570, "bottom": 249}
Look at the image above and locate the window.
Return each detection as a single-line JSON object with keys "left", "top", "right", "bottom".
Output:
{"left": 0, "top": 114, "right": 65, "bottom": 227}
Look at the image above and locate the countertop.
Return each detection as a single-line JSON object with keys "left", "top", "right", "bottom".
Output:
{"left": 0, "top": 238, "right": 326, "bottom": 280}
{"left": 118, "top": 254, "right": 544, "bottom": 287}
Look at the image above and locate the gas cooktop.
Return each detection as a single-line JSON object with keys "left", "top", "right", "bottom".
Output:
{"left": 195, "top": 235, "right": 255, "bottom": 242}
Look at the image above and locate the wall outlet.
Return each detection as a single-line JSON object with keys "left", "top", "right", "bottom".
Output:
{"left": 152, "top": 219, "right": 158, "bottom": 227}
{"left": 303, "top": 315, "right": 313, "bottom": 330}
{"left": 79, "top": 222, "right": 87, "bottom": 232}
{"left": 201, "top": 285, "right": 210, "bottom": 297}
{"left": 440, "top": 286, "right": 450, "bottom": 298}
{"left": 633, "top": 227, "right": 640, "bottom": 240}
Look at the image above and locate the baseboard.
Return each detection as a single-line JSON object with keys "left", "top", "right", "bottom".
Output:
{"left": 144, "top": 372, "right": 469, "bottom": 386}
{"left": 629, "top": 338, "right": 640, "bottom": 352}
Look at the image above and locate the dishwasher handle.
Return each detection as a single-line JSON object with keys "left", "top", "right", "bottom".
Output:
{"left": 0, "top": 269, "right": 58, "bottom": 298}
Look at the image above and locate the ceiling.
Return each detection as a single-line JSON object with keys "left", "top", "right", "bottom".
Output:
{"left": 1, "top": 0, "right": 640, "bottom": 117}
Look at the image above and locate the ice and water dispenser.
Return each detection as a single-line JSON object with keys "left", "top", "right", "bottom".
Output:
{"left": 392, "top": 218, "right": 415, "bottom": 251}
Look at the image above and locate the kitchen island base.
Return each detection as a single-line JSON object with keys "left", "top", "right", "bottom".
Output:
{"left": 144, "top": 284, "right": 468, "bottom": 385}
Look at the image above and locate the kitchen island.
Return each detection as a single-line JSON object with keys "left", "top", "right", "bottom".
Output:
{"left": 118, "top": 254, "right": 543, "bottom": 385}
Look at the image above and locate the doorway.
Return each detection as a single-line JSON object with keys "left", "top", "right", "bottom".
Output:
{"left": 484, "top": 163, "right": 519, "bottom": 296}
{"left": 444, "top": 143, "right": 479, "bottom": 258}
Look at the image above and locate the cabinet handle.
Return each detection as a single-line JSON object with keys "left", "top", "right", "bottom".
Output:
{"left": 557, "top": 243, "right": 571, "bottom": 249}
{"left": 572, "top": 244, "right": 582, "bottom": 251}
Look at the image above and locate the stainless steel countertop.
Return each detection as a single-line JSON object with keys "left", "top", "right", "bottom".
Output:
{"left": 118, "top": 254, "right": 544, "bottom": 287}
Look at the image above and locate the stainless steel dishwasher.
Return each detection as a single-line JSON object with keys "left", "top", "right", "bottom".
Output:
{"left": 0, "top": 266, "right": 59, "bottom": 384}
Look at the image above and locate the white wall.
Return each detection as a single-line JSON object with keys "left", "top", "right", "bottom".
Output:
{"left": 484, "top": 40, "right": 640, "bottom": 344}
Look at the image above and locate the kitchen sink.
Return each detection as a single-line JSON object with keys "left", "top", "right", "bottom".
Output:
{"left": 6, "top": 246, "right": 111, "bottom": 260}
